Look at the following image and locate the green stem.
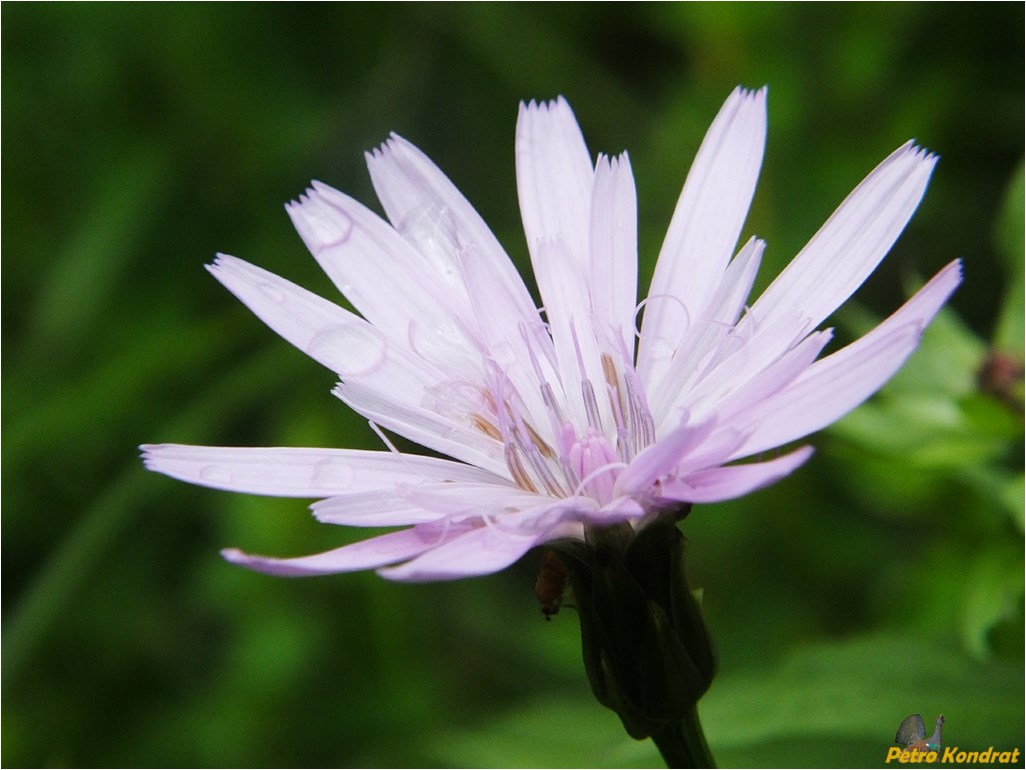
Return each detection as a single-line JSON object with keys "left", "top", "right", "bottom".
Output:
{"left": 651, "top": 708, "right": 716, "bottom": 769}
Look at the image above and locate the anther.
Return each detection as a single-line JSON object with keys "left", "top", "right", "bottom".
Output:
{"left": 472, "top": 414, "right": 503, "bottom": 442}
{"left": 504, "top": 443, "right": 538, "bottom": 493}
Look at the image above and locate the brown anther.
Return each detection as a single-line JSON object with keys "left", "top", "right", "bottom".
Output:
{"left": 525, "top": 421, "right": 556, "bottom": 459}
{"left": 601, "top": 352, "right": 626, "bottom": 415}
{"left": 472, "top": 414, "right": 503, "bottom": 442}
{"left": 505, "top": 444, "right": 538, "bottom": 493}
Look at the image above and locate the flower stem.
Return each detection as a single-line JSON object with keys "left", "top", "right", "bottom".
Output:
{"left": 651, "top": 708, "right": 716, "bottom": 769}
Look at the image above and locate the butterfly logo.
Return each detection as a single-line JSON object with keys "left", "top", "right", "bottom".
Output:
{"left": 895, "top": 713, "right": 945, "bottom": 753}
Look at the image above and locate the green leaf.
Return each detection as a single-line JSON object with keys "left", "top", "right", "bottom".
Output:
{"left": 960, "top": 546, "right": 1025, "bottom": 659}
{"left": 423, "top": 697, "right": 659, "bottom": 768}
{"left": 993, "top": 163, "right": 1025, "bottom": 353}
{"left": 422, "top": 634, "right": 1023, "bottom": 769}
{"left": 878, "top": 307, "right": 985, "bottom": 399}
{"left": 700, "top": 634, "right": 1024, "bottom": 767}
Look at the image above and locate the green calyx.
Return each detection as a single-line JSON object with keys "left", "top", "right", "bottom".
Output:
{"left": 550, "top": 508, "right": 716, "bottom": 740}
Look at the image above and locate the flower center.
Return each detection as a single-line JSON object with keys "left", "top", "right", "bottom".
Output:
{"left": 565, "top": 427, "right": 619, "bottom": 505}
{"left": 469, "top": 330, "right": 656, "bottom": 505}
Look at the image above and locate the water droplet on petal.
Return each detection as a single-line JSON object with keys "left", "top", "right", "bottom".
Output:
{"left": 295, "top": 199, "right": 353, "bottom": 252}
{"left": 399, "top": 204, "right": 465, "bottom": 288}
{"left": 306, "top": 324, "right": 387, "bottom": 377}
{"left": 423, "top": 379, "right": 487, "bottom": 420}
{"left": 310, "top": 457, "right": 355, "bottom": 489}
{"left": 407, "top": 318, "right": 475, "bottom": 370}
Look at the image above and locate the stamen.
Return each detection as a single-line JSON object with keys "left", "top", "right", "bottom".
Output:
{"left": 472, "top": 414, "right": 503, "bottom": 442}
{"left": 560, "top": 455, "right": 581, "bottom": 492}
{"left": 607, "top": 394, "right": 633, "bottom": 462}
{"left": 514, "top": 427, "right": 567, "bottom": 497}
{"left": 504, "top": 443, "right": 538, "bottom": 493}
{"left": 570, "top": 321, "right": 588, "bottom": 381}
{"left": 581, "top": 379, "right": 604, "bottom": 434}
{"left": 524, "top": 420, "right": 556, "bottom": 460}
{"left": 539, "top": 382, "right": 567, "bottom": 438}
{"left": 623, "top": 360, "right": 655, "bottom": 450}
{"left": 368, "top": 420, "right": 400, "bottom": 456}
{"left": 508, "top": 403, "right": 565, "bottom": 497}
{"left": 520, "top": 321, "right": 553, "bottom": 385}
{"left": 601, "top": 352, "right": 626, "bottom": 420}
{"left": 598, "top": 352, "right": 631, "bottom": 459}
{"left": 616, "top": 423, "right": 634, "bottom": 463}
{"left": 569, "top": 322, "right": 604, "bottom": 434}
{"left": 520, "top": 322, "right": 568, "bottom": 442}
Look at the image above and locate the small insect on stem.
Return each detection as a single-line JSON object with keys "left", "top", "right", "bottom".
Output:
{"left": 534, "top": 548, "right": 568, "bottom": 621}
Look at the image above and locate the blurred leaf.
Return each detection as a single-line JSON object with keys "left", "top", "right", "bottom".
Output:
{"left": 701, "top": 634, "right": 1024, "bottom": 767}
{"left": 424, "top": 696, "right": 657, "bottom": 768}
{"left": 998, "top": 473, "right": 1026, "bottom": 533}
{"left": 960, "top": 545, "right": 1025, "bottom": 660}
{"left": 2, "top": 346, "right": 296, "bottom": 685}
{"left": 24, "top": 143, "right": 171, "bottom": 356}
{"left": 993, "top": 162, "right": 1024, "bottom": 354}
{"left": 830, "top": 393, "right": 1009, "bottom": 469}
{"left": 423, "top": 633, "right": 1024, "bottom": 768}
{"left": 829, "top": 307, "right": 1013, "bottom": 471}
{"left": 879, "top": 307, "right": 985, "bottom": 399}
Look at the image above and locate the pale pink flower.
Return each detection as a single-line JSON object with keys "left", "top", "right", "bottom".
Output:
{"left": 141, "top": 88, "right": 961, "bottom": 581}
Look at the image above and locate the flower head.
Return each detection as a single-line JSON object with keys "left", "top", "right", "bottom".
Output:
{"left": 142, "top": 87, "right": 961, "bottom": 581}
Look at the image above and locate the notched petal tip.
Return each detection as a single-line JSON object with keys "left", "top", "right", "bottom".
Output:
{"left": 284, "top": 180, "right": 336, "bottom": 210}
{"left": 733, "top": 84, "right": 768, "bottom": 103}
{"left": 284, "top": 191, "right": 311, "bottom": 210}
{"left": 366, "top": 133, "right": 406, "bottom": 163}
{"left": 596, "top": 151, "right": 632, "bottom": 174}
{"left": 139, "top": 442, "right": 206, "bottom": 484}
{"left": 911, "top": 142, "right": 939, "bottom": 165}
{"left": 139, "top": 443, "right": 160, "bottom": 467}
{"left": 310, "top": 179, "right": 345, "bottom": 198}
{"left": 721, "top": 85, "right": 768, "bottom": 120}
{"left": 286, "top": 186, "right": 354, "bottom": 253}
{"left": 519, "top": 94, "right": 573, "bottom": 118}
{"left": 205, "top": 252, "right": 240, "bottom": 276}
{"left": 891, "top": 139, "right": 938, "bottom": 169}
{"left": 520, "top": 97, "right": 545, "bottom": 111}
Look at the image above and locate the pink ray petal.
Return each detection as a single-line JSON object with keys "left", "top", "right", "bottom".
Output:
{"left": 516, "top": 96, "right": 594, "bottom": 272}
{"left": 640, "top": 86, "right": 767, "bottom": 383}
{"left": 377, "top": 525, "right": 543, "bottom": 582}
{"left": 222, "top": 526, "right": 459, "bottom": 577}
{"left": 731, "top": 260, "right": 962, "bottom": 458}
{"left": 659, "top": 446, "right": 815, "bottom": 504}
{"left": 140, "top": 444, "right": 504, "bottom": 497}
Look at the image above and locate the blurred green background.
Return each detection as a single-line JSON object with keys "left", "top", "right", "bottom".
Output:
{"left": 3, "top": 3, "right": 1023, "bottom": 767}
